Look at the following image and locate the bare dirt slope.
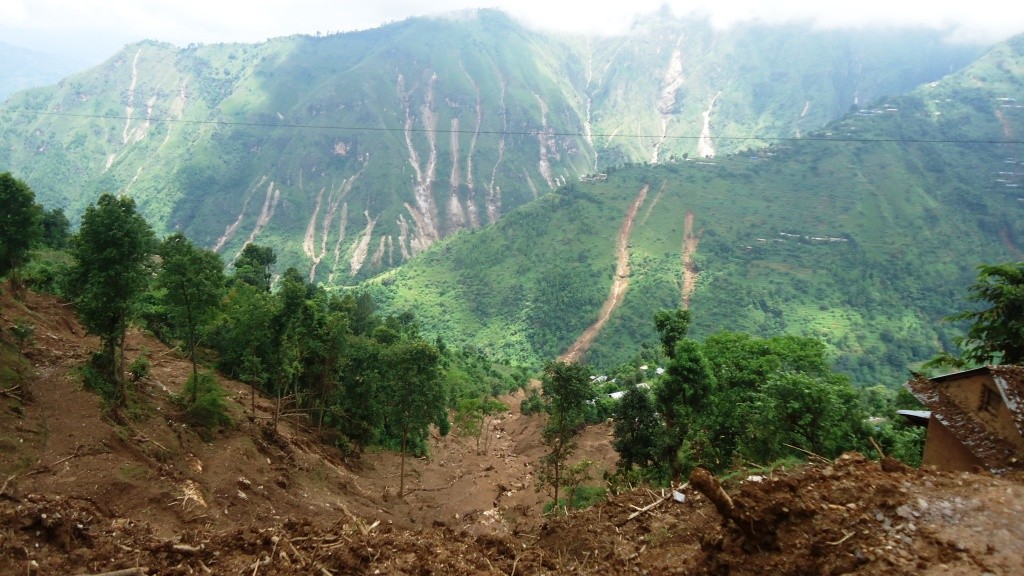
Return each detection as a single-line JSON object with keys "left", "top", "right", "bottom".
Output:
{"left": 560, "top": 184, "right": 649, "bottom": 363}
{"left": 681, "top": 210, "right": 701, "bottom": 309}
{"left": 0, "top": 287, "right": 615, "bottom": 573}
{"left": 2, "top": 287, "right": 1024, "bottom": 575}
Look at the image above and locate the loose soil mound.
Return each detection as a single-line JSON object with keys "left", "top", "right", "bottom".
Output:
{"left": 2, "top": 287, "right": 1024, "bottom": 574}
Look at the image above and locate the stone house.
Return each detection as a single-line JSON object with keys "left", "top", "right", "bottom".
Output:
{"left": 903, "top": 365, "right": 1024, "bottom": 471}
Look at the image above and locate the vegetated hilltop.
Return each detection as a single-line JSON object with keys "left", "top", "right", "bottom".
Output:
{"left": 0, "top": 10, "right": 983, "bottom": 281}
{"left": 2, "top": 289, "right": 1023, "bottom": 575}
{"left": 367, "top": 35, "right": 1024, "bottom": 385}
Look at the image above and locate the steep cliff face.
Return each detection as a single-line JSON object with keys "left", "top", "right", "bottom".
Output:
{"left": 0, "top": 11, "right": 984, "bottom": 282}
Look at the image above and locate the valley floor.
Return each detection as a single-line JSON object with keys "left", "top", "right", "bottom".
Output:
{"left": 1, "top": 290, "right": 1022, "bottom": 574}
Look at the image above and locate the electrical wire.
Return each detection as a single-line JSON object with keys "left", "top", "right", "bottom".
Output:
{"left": 23, "top": 110, "right": 1024, "bottom": 146}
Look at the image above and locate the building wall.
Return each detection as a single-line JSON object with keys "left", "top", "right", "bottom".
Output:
{"left": 922, "top": 416, "right": 985, "bottom": 471}
{"left": 941, "top": 373, "right": 1023, "bottom": 451}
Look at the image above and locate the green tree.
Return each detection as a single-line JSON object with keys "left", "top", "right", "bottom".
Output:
{"left": 156, "top": 233, "right": 226, "bottom": 380}
{"left": 932, "top": 262, "right": 1024, "bottom": 366}
{"left": 179, "top": 371, "right": 231, "bottom": 431}
{"left": 745, "top": 372, "right": 864, "bottom": 462}
{"left": 612, "top": 385, "right": 661, "bottom": 470}
{"left": 332, "top": 334, "right": 384, "bottom": 450}
{"left": 537, "top": 361, "right": 594, "bottom": 512}
{"left": 0, "top": 172, "right": 43, "bottom": 284}
{"left": 69, "top": 194, "right": 155, "bottom": 406}
{"left": 295, "top": 289, "right": 349, "bottom": 432}
{"left": 454, "top": 396, "right": 508, "bottom": 453}
{"left": 232, "top": 243, "right": 276, "bottom": 291}
{"left": 268, "top": 268, "right": 311, "bottom": 411}
{"left": 653, "top": 308, "right": 691, "bottom": 359}
{"left": 699, "top": 331, "right": 870, "bottom": 469}
{"left": 210, "top": 283, "right": 278, "bottom": 386}
{"left": 383, "top": 339, "right": 445, "bottom": 497}
{"left": 40, "top": 207, "right": 70, "bottom": 249}
{"left": 655, "top": 338, "right": 715, "bottom": 480}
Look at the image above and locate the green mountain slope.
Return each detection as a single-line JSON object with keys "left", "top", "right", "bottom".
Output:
{"left": 367, "top": 35, "right": 1024, "bottom": 386}
{"left": 0, "top": 11, "right": 983, "bottom": 282}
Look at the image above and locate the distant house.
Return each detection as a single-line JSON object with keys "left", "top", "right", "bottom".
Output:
{"left": 904, "top": 366, "right": 1024, "bottom": 472}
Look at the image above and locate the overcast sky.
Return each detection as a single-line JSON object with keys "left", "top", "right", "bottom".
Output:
{"left": 4, "top": 0, "right": 1024, "bottom": 65}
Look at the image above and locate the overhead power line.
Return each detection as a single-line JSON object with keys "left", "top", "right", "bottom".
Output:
{"left": 18, "top": 109, "right": 1024, "bottom": 146}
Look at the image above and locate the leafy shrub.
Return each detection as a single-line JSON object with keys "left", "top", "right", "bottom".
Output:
{"left": 542, "top": 486, "right": 606, "bottom": 514}
{"left": 81, "top": 352, "right": 117, "bottom": 402}
{"left": 874, "top": 421, "right": 925, "bottom": 467}
{"left": 585, "top": 394, "right": 615, "bottom": 424}
{"left": 453, "top": 398, "right": 485, "bottom": 438}
{"left": 10, "top": 321, "right": 34, "bottom": 350}
{"left": 20, "top": 253, "right": 72, "bottom": 297}
{"left": 520, "top": 388, "right": 545, "bottom": 415}
{"left": 177, "top": 371, "right": 232, "bottom": 431}
{"left": 482, "top": 397, "right": 509, "bottom": 414}
{"left": 128, "top": 353, "right": 150, "bottom": 382}
{"left": 570, "top": 485, "right": 606, "bottom": 510}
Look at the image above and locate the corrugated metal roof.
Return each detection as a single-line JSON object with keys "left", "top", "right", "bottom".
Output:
{"left": 896, "top": 409, "right": 931, "bottom": 426}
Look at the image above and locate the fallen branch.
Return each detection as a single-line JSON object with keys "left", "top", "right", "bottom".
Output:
{"left": 171, "top": 543, "right": 202, "bottom": 554}
{"left": 286, "top": 537, "right": 308, "bottom": 566}
{"left": 690, "top": 468, "right": 736, "bottom": 522}
{"left": 623, "top": 483, "right": 689, "bottom": 522}
{"left": 77, "top": 568, "right": 149, "bottom": 576}
{"left": 868, "top": 436, "right": 885, "bottom": 459}
{"left": 338, "top": 502, "right": 379, "bottom": 535}
{"left": 0, "top": 384, "right": 21, "bottom": 399}
{"left": 827, "top": 531, "right": 855, "bottom": 546}
{"left": 0, "top": 473, "right": 17, "bottom": 497}
{"left": 124, "top": 423, "right": 169, "bottom": 452}
{"left": 783, "top": 443, "right": 830, "bottom": 464}
{"left": 29, "top": 445, "right": 85, "bottom": 475}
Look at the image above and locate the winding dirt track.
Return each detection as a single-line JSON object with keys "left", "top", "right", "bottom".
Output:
{"left": 559, "top": 185, "right": 649, "bottom": 363}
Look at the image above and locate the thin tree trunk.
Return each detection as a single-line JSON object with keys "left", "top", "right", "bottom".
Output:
{"left": 275, "top": 390, "right": 281, "bottom": 432}
{"left": 189, "top": 329, "right": 198, "bottom": 378}
{"left": 553, "top": 440, "right": 561, "bottom": 513}
{"left": 400, "top": 427, "right": 407, "bottom": 497}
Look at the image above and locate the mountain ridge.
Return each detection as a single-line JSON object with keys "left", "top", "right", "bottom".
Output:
{"left": 365, "top": 31, "right": 1024, "bottom": 385}
{"left": 0, "top": 10, "right": 986, "bottom": 281}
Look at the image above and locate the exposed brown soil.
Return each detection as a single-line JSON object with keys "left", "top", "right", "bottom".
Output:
{"left": 995, "top": 108, "right": 1016, "bottom": 139}
{"left": 681, "top": 210, "right": 701, "bottom": 309}
{"left": 2, "top": 287, "right": 1024, "bottom": 575}
{"left": 560, "top": 184, "right": 649, "bottom": 363}
{"left": 998, "top": 225, "right": 1022, "bottom": 259}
